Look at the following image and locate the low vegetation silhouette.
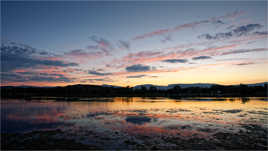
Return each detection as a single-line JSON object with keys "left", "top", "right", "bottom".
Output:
{"left": 1, "top": 83, "right": 267, "bottom": 99}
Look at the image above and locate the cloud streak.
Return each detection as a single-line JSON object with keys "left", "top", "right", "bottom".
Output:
{"left": 199, "top": 24, "right": 263, "bottom": 40}
{"left": 112, "top": 44, "right": 238, "bottom": 68}
{"left": 132, "top": 10, "right": 244, "bottom": 40}
{"left": 1, "top": 42, "right": 78, "bottom": 72}
{"left": 163, "top": 59, "right": 188, "bottom": 63}
{"left": 192, "top": 56, "right": 212, "bottom": 60}
{"left": 88, "top": 36, "right": 114, "bottom": 55}
{"left": 81, "top": 78, "right": 113, "bottom": 83}
{"left": 64, "top": 49, "right": 103, "bottom": 59}
{"left": 118, "top": 40, "right": 130, "bottom": 50}
{"left": 126, "top": 64, "right": 152, "bottom": 72}
{"left": 127, "top": 75, "right": 147, "bottom": 78}
{"left": 1, "top": 72, "right": 73, "bottom": 83}
{"left": 88, "top": 70, "right": 112, "bottom": 76}
{"left": 235, "top": 62, "right": 255, "bottom": 66}
{"left": 221, "top": 48, "right": 268, "bottom": 56}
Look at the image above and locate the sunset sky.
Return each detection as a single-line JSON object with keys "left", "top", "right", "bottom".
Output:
{"left": 1, "top": 1, "right": 268, "bottom": 87}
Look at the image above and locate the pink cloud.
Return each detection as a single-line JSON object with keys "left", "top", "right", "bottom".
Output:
{"left": 132, "top": 11, "right": 245, "bottom": 41}
{"left": 64, "top": 49, "right": 104, "bottom": 63}
{"left": 132, "top": 29, "right": 170, "bottom": 40}
{"left": 111, "top": 44, "right": 239, "bottom": 68}
{"left": 220, "top": 48, "right": 268, "bottom": 56}
{"left": 89, "top": 36, "right": 114, "bottom": 55}
{"left": 228, "top": 34, "right": 268, "bottom": 44}
{"left": 216, "top": 10, "right": 245, "bottom": 20}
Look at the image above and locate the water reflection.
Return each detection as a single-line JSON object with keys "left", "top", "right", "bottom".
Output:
{"left": 1, "top": 97, "right": 268, "bottom": 149}
{"left": 241, "top": 97, "right": 250, "bottom": 104}
{"left": 1, "top": 100, "right": 70, "bottom": 133}
{"left": 125, "top": 116, "right": 152, "bottom": 125}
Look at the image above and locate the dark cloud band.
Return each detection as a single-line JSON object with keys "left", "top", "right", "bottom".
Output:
{"left": 126, "top": 64, "right": 151, "bottom": 72}
{"left": 163, "top": 59, "right": 188, "bottom": 63}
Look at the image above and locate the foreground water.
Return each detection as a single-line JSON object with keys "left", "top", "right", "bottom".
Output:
{"left": 1, "top": 97, "right": 268, "bottom": 149}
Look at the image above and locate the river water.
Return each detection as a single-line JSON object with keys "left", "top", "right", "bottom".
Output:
{"left": 1, "top": 97, "right": 268, "bottom": 149}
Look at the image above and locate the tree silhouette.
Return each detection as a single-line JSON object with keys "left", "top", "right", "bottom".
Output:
{"left": 1, "top": 83, "right": 267, "bottom": 99}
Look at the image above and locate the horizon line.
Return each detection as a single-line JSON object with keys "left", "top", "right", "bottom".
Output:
{"left": 1, "top": 81, "right": 267, "bottom": 88}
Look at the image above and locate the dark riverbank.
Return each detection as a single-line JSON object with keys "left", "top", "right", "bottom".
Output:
{"left": 1, "top": 83, "right": 267, "bottom": 99}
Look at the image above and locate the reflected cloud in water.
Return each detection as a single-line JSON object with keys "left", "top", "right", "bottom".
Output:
{"left": 125, "top": 116, "right": 152, "bottom": 125}
{"left": 1, "top": 97, "right": 268, "bottom": 149}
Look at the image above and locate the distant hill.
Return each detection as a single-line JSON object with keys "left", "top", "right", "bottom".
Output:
{"left": 133, "top": 82, "right": 268, "bottom": 90}
{"left": 245, "top": 82, "right": 268, "bottom": 87}
{"left": 1, "top": 82, "right": 268, "bottom": 90}
{"left": 133, "top": 83, "right": 215, "bottom": 90}
{"left": 168, "top": 83, "right": 216, "bottom": 89}
{"left": 1, "top": 82, "right": 267, "bottom": 98}
{"left": 133, "top": 84, "right": 167, "bottom": 90}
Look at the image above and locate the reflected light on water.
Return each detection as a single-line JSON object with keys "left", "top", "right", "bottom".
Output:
{"left": 1, "top": 97, "right": 268, "bottom": 149}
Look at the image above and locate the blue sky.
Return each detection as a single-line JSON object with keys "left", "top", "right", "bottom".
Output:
{"left": 3, "top": 1, "right": 266, "bottom": 50}
{"left": 1, "top": 1, "right": 268, "bottom": 86}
